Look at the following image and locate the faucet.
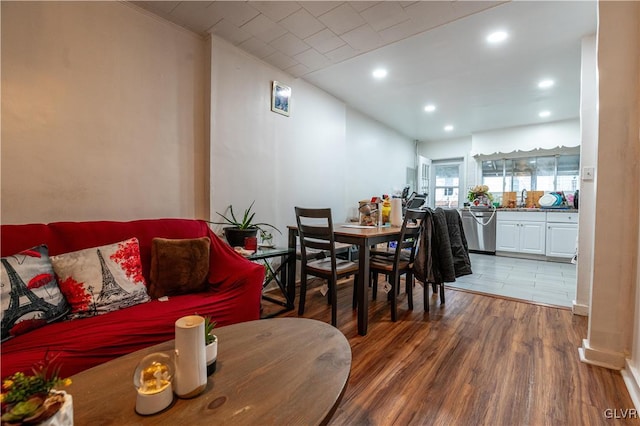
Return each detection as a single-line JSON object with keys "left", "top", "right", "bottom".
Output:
{"left": 521, "top": 189, "right": 528, "bottom": 207}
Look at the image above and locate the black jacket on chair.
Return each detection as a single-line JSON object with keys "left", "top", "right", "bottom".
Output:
{"left": 414, "top": 208, "right": 472, "bottom": 285}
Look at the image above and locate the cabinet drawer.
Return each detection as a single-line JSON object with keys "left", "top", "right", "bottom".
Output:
{"left": 497, "top": 211, "right": 546, "bottom": 222}
{"left": 546, "top": 212, "right": 579, "bottom": 223}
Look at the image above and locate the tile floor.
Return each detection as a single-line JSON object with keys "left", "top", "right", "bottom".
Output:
{"left": 447, "top": 253, "right": 576, "bottom": 308}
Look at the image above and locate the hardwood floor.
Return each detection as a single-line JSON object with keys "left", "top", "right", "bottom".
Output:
{"left": 265, "top": 279, "right": 638, "bottom": 425}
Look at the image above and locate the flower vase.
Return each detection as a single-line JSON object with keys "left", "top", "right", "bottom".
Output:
{"left": 473, "top": 193, "right": 490, "bottom": 206}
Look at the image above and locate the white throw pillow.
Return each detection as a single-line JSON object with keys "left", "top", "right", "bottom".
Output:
{"left": 51, "top": 238, "right": 150, "bottom": 319}
{"left": 0, "top": 245, "right": 70, "bottom": 341}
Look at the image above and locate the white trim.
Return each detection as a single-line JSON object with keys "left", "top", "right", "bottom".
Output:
{"left": 572, "top": 301, "right": 589, "bottom": 316}
{"left": 579, "top": 339, "right": 625, "bottom": 370}
{"left": 622, "top": 360, "right": 640, "bottom": 410}
{"left": 472, "top": 145, "right": 580, "bottom": 161}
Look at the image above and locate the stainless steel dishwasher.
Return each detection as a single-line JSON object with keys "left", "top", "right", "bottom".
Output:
{"left": 461, "top": 207, "right": 497, "bottom": 254}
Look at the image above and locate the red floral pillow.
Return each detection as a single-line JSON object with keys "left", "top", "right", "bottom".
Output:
{"left": 0, "top": 245, "right": 70, "bottom": 341}
{"left": 51, "top": 238, "right": 150, "bottom": 319}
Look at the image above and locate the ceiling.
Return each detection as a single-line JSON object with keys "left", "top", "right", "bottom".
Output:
{"left": 131, "top": 1, "right": 597, "bottom": 142}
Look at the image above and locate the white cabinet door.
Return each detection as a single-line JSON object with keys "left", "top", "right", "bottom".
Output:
{"left": 496, "top": 220, "right": 519, "bottom": 252}
{"left": 497, "top": 218, "right": 545, "bottom": 254}
{"left": 546, "top": 223, "right": 578, "bottom": 258}
{"left": 520, "top": 221, "right": 546, "bottom": 255}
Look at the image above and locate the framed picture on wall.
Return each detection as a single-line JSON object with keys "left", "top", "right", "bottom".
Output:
{"left": 271, "top": 81, "right": 291, "bottom": 116}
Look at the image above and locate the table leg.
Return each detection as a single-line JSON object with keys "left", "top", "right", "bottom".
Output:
{"left": 357, "top": 242, "right": 370, "bottom": 335}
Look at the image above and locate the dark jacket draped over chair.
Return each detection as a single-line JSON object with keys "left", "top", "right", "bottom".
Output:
{"left": 414, "top": 208, "right": 472, "bottom": 285}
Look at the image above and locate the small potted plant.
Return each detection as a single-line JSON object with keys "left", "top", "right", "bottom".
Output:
{"left": 260, "top": 230, "right": 274, "bottom": 248}
{"left": 209, "top": 201, "right": 281, "bottom": 247}
{"left": 1, "top": 354, "right": 73, "bottom": 425}
{"left": 204, "top": 316, "right": 218, "bottom": 376}
{"left": 467, "top": 185, "right": 494, "bottom": 206}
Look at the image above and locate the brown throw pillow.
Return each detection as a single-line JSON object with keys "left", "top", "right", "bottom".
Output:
{"left": 149, "top": 237, "right": 211, "bottom": 298}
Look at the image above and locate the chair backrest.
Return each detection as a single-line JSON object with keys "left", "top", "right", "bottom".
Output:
{"left": 294, "top": 207, "right": 338, "bottom": 270}
{"left": 394, "top": 208, "right": 428, "bottom": 266}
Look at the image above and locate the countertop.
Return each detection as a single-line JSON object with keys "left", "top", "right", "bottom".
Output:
{"left": 461, "top": 207, "right": 579, "bottom": 213}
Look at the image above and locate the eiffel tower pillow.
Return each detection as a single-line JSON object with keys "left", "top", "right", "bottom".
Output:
{"left": 51, "top": 238, "right": 151, "bottom": 319}
{"left": 0, "top": 245, "right": 71, "bottom": 342}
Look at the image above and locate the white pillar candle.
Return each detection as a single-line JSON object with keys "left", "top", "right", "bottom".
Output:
{"left": 174, "top": 315, "right": 207, "bottom": 398}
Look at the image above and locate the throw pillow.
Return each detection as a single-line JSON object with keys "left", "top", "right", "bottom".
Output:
{"left": 51, "top": 238, "right": 150, "bottom": 319}
{"left": 0, "top": 245, "right": 70, "bottom": 342}
{"left": 149, "top": 237, "right": 211, "bottom": 298}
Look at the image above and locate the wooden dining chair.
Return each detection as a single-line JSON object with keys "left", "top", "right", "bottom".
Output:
{"left": 296, "top": 242, "right": 353, "bottom": 262}
{"left": 295, "top": 207, "right": 359, "bottom": 327}
{"left": 369, "top": 209, "right": 427, "bottom": 321}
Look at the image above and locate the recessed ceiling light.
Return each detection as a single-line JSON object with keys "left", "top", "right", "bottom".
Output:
{"left": 538, "top": 79, "right": 555, "bottom": 89}
{"left": 424, "top": 104, "right": 436, "bottom": 112}
{"left": 487, "top": 31, "right": 508, "bottom": 44}
{"left": 444, "top": 125, "right": 454, "bottom": 132}
{"left": 372, "top": 68, "right": 387, "bottom": 79}
{"left": 539, "top": 110, "right": 551, "bottom": 118}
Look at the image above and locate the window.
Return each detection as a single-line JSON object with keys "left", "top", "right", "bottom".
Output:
{"left": 556, "top": 155, "right": 580, "bottom": 192}
{"left": 481, "top": 154, "right": 580, "bottom": 200}
{"left": 432, "top": 159, "right": 463, "bottom": 208}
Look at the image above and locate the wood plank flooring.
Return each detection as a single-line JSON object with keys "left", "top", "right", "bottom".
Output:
{"left": 265, "top": 280, "right": 638, "bottom": 425}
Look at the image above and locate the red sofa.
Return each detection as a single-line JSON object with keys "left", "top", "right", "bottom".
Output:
{"left": 0, "top": 218, "right": 264, "bottom": 378}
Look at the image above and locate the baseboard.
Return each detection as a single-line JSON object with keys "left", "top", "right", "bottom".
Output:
{"left": 622, "top": 360, "right": 640, "bottom": 410}
{"left": 496, "top": 251, "right": 546, "bottom": 261}
{"left": 579, "top": 339, "right": 626, "bottom": 370}
{"left": 572, "top": 301, "right": 589, "bottom": 316}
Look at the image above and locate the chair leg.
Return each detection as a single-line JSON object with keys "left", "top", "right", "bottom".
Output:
{"left": 372, "top": 273, "right": 378, "bottom": 301}
{"left": 330, "top": 279, "right": 338, "bottom": 327}
{"left": 298, "top": 274, "right": 307, "bottom": 316}
{"left": 352, "top": 274, "right": 359, "bottom": 309}
{"left": 390, "top": 272, "right": 398, "bottom": 322}
{"left": 424, "top": 281, "right": 429, "bottom": 313}
{"left": 406, "top": 272, "right": 414, "bottom": 310}
{"left": 439, "top": 283, "right": 445, "bottom": 304}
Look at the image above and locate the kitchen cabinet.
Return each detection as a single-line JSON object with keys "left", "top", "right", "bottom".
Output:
{"left": 496, "top": 212, "right": 546, "bottom": 255}
{"left": 546, "top": 213, "right": 579, "bottom": 258}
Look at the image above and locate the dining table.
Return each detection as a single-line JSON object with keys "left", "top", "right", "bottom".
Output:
{"left": 287, "top": 224, "right": 403, "bottom": 335}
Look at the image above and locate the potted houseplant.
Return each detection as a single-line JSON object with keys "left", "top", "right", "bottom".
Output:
{"left": 204, "top": 317, "right": 217, "bottom": 376}
{"left": 467, "top": 185, "right": 494, "bottom": 206}
{"left": 260, "top": 230, "right": 274, "bottom": 248}
{"left": 1, "top": 354, "right": 73, "bottom": 425}
{"left": 210, "top": 201, "right": 281, "bottom": 247}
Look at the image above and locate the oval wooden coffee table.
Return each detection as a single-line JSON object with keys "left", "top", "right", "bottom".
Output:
{"left": 66, "top": 318, "right": 351, "bottom": 425}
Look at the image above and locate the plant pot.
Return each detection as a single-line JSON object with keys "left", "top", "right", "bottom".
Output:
{"left": 224, "top": 227, "right": 258, "bottom": 248}
{"left": 206, "top": 335, "right": 218, "bottom": 376}
{"left": 37, "top": 391, "right": 73, "bottom": 426}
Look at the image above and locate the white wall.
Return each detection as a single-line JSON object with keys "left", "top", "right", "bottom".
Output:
{"left": 580, "top": 1, "right": 640, "bottom": 371}
{"left": 471, "top": 119, "right": 580, "bottom": 157}
{"left": 420, "top": 136, "right": 472, "bottom": 161}
{"left": 345, "top": 107, "right": 416, "bottom": 209}
{"left": 574, "top": 35, "right": 597, "bottom": 316}
{"left": 1, "top": 2, "right": 208, "bottom": 224}
{"left": 209, "top": 36, "right": 415, "bottom": 244}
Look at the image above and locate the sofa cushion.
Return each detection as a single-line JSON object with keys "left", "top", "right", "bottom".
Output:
{"left": 149, "top": 237, "right": 211, "bottom": 298}
{"left": 0, "top": 245, "right": 70, "bottom": 342}
{"left": 51, "top": 238, "right": 150, "bottom": 319}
